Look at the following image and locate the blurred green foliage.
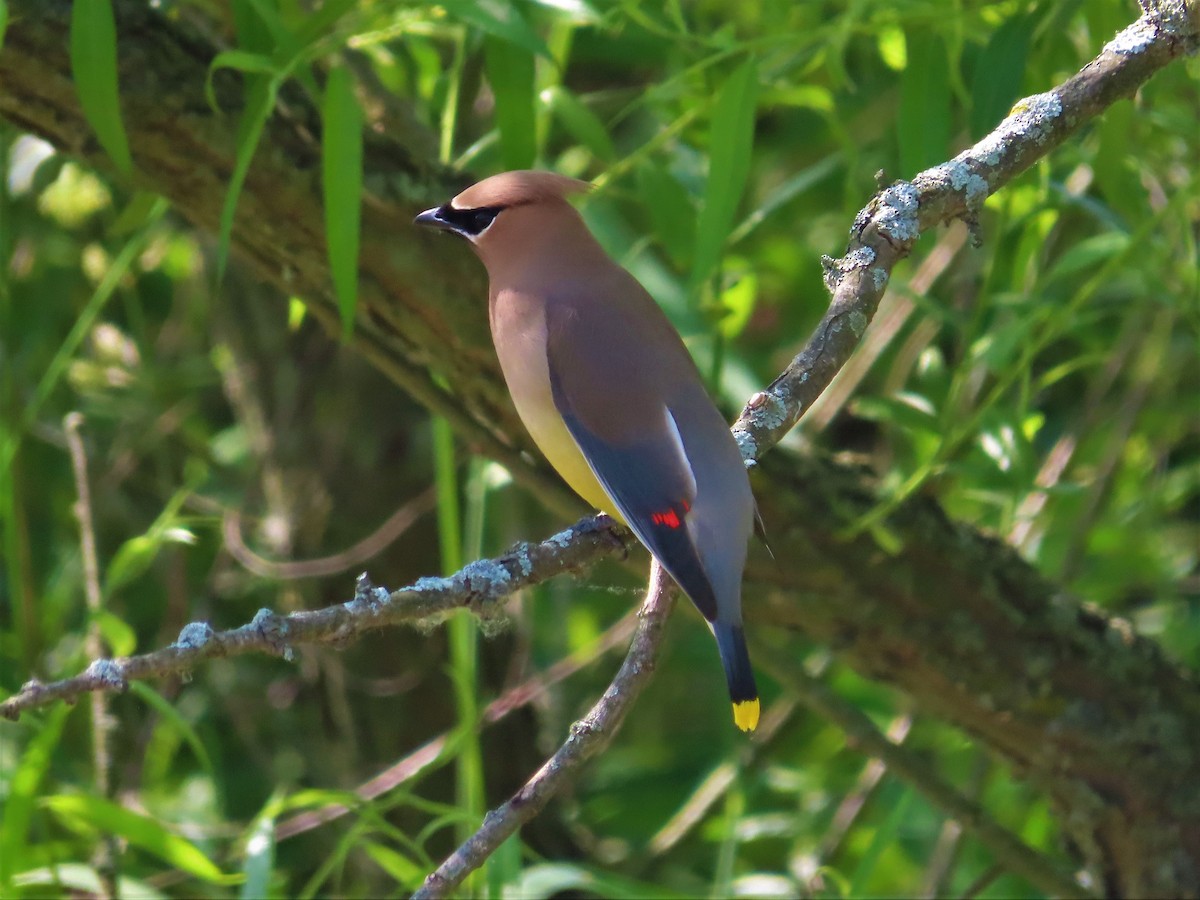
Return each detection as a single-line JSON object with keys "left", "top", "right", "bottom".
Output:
{"left": 1, "top": 0, "right": 1197, "bottom": 897}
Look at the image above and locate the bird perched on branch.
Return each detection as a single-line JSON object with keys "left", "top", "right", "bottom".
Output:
{"left": 415, "top": 170, "right": 759, "bottom": 732}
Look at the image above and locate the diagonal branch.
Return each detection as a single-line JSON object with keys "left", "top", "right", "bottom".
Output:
{"left": 413, "top": 565, "right": 677, "bottom": 899}
{"left": 730, "top": 7, "right": 1198, "bottom": 461}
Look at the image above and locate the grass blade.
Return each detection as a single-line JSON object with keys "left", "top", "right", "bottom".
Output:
{"left": 691, "top": 59, "right": 758, "bottom": 294}
{"left": 69, "top": 0, "right": 133, "bottom": 178}
{"left": 485, "top": 38, "right": 538, "bottom": 170}
{"left": 0, "top": 706, "right": 72, "bottom": 891}
{"left": 322, "top": 66, "right": 364, "bottom": 337}
{"left": 241, "top": 813, "right": 276, "bottom": 900}
{"left": 439, "top": 0, "right": 549, "bottom": 58}
{"left": 544, "top": 85, "right": 615, "bottom": 162}
{"left": 43, "top": 794, "right": 238, "bottom": 886}
{"left": 215, "top": 76, "right": 278, "bottom": 288}
{"left": 970, "top": 13, "right": 1033, "bottom": 139}
{"left": 898, "top": 30, "right": 950, "bottom": 177}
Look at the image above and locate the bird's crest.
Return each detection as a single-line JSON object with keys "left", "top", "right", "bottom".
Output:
{"left": 451, "top": 170, "right": 592, "bottom": 210}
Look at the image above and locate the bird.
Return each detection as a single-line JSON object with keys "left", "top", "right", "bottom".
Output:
{"left": 415, "top": 170, "right": 759, "bottom": 732}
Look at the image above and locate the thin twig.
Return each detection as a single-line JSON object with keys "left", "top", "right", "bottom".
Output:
{"left": 412, "top": 564, "right": 677, "bottom": 899}
{"left": 64, "top": 413, "right": 120, "bottom": 899}
{"left": 273, "top": 608, "right": 638, "bottom": 842}
{"left": 222, "top": 486, "right": 438, "bottom": 580}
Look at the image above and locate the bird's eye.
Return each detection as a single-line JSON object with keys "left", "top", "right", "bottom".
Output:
{"left": 470, "top": 208, "right": 501, "bottom": 232}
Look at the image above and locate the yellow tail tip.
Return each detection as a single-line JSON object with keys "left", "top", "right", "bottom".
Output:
{"left": 732, "top": 698, "right": 760, "bottom": 732}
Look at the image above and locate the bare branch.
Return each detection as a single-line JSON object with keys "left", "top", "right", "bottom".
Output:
{"left": 0, "top": 516, "right": 629, "bottom": 720}
{"left": 65, "top": 413, "right": 120, "bottom": 899}
{"left": 272, "top": 609, "right": 639, "bottom": 843}
{"left": 413, "top": 564, "right": 677, "bottom": 899}
{"left": 730, "top": 7, "right": 1198, "bottom": 464}
{"left": 221, "top": 487, "right": 439, "bottom": 580}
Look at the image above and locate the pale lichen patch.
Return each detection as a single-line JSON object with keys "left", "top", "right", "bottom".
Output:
{"left": 732, "top": 428, "right": 758, "bottom": 466}
{"left": 510, "top": 543, "right": 534, "bottom": 578}
{"left": 1007, "top": 91, "right": 1062, "bottom": 145}
{"left": 874, "top": 182, "right": 920, "bottom": 244}
{"left": 174, "top": 621, "right": 215, "bottom": 650}
{"left": 746, "top": 389, "right": 789, "bottom": 432}
{"left": 458, "top": 558, "right": 513, "bottom": 599}
{"left": 408, "top": 574, "right": 453, "bottom": 593}
{"left": 848, "top": 310, "right": 868, "bottom": 337}
{"left": 86, "top": 658, "right": 127, "bottom": 688}
{"left": 846, "top": 245, "right": 876, "bottom": 268}
{"left": 1104, "top": 16, "right": 1158, "bottom": 55}
{"left": 545, "top": 526, "right": 577, "bottom": 549}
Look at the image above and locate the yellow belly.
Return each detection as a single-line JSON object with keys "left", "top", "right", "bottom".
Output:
{"left": 491, "top": 290, "right": 621, "bottom": 521}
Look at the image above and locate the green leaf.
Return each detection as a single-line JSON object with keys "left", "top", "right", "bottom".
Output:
{"left": 1044, "top": 233, "right": 1130, "bottom": 284}
{"left": 898, "top": 30, "right": 950, "bottom": 177}
{"left": 103, "top": 478, "right": 198, "bottom": 595}
{"left": 69, "top": 0, "right": 133, "bottom": 178}
{"left": 322, "top": 66, "right": 364, "bottom": 337}
{"left": 484, "top": 38, "right": 538, "bottom": 170}
{"left": 215, "top": 75, "right": 279, "bottom": 288}
{"left": 729, "top": 151, "right": 842, "bottom": 244}
{"left": 205, "top": 50, "right": 278, "bottom": 113}
{"left": 129, "top": 682, "right": 215, "bottom": 777}
{"left": 715, "top": 265, "right": 757, "bottom": 340}
{"left": 14, "top": 864, "right": 165, "bottom": 899}
{"left": 524, "top": 0, "right": 600, "bottom": 24}
{"left": 232, "top": 0, "right": 276, "bottom": 53}
{"left": 104, "top": 539, "right": 154, "bottom": 590}
{"left": 0, "top": 1, "right": 8, "bottom": 51}
{"left": 504, "top": 863, "right": 681, "bottom": 900}
{"left": 240, "top": 814, "right": 276, "bottom": 900}
{"left": 94, "top": 609, "right": 136, "bottom": 657}
{"left": 362, "top": 842, "right": 424, "bottom": 888}
{"left": 485, "top": 833, "right": 522, "bottom": 899}
{"left": 543, "top": 85, "right": 615, "bottom": 162}
{"left": 438, "top": 0, "right": 549, "bottom": 58}
{"left": 636, "top": 163, "right": 695, "bottom": 269}
{"left": 691, "top": 59, "right": 758, "bottom": 293}
{"left": 849, "top": 784, "right": 914, "bottom": 895}
{"left": 0, "top": 705, "right": 72, "bottom": 890}
{"left": 1094, "top": 101, "right": 1143, "bottom": 223}
{"left": 43, "top": 794, "right": 239, "bottom": 886}
{"left": 854, "top": 393, "right": 940, "bottom": 436}
{"left": 970, "top": 13, "right": 1032, "bottom": 139}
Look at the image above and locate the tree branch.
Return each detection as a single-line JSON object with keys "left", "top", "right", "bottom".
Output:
{"left": 413, "top": 564, "right": 677, "bottom": 899}
{"left": 730, "top": 6, "right": 1199, "bottom": 462}
{"left": 0, "top": 516, "right": 628, "bottom": 720}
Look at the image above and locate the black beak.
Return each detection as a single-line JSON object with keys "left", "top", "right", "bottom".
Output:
{"left": 414, "top": 206, "right": 450, "bottom": 229}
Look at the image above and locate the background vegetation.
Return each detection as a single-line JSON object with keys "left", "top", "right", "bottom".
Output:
{"left": 0, "top": 0, "right": 1197, "bottom": 897}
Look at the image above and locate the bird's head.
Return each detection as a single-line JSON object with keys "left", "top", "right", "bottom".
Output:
{"left": 414, "top": 170, "right": 592, "bottom": 264}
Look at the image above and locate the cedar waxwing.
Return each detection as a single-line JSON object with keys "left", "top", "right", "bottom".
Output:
{"left": 415, "top": 171, "right": 759, "bottom": 732}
